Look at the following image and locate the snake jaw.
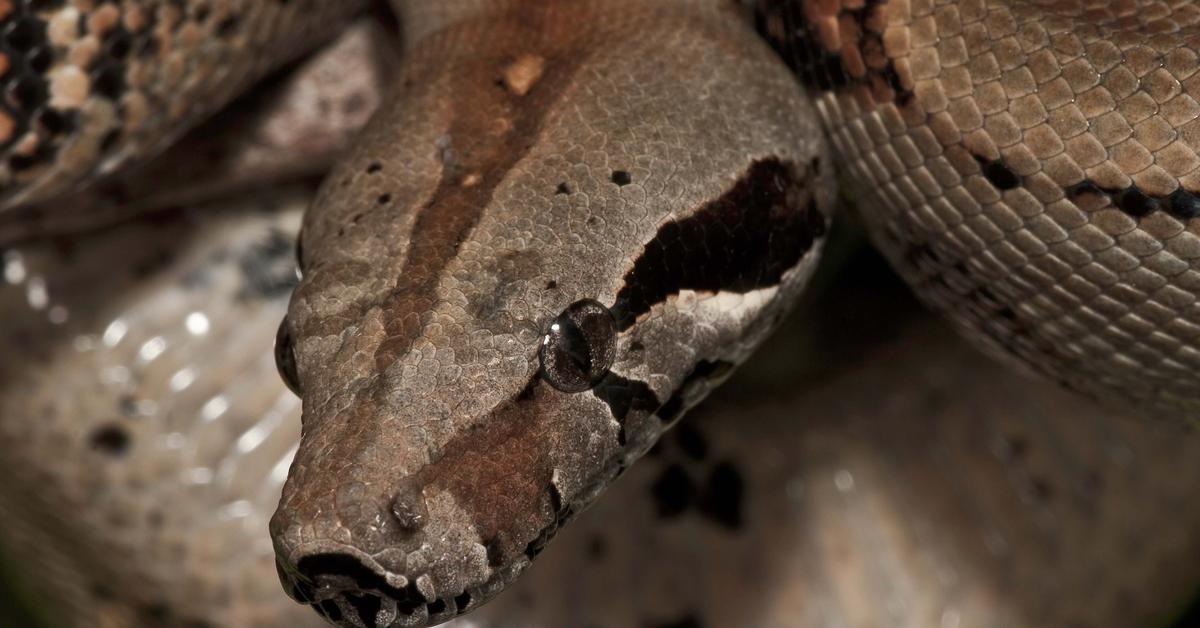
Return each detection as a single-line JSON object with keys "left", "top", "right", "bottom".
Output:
{"left": 273, "top": 545, "right": 501, "bottom": 628}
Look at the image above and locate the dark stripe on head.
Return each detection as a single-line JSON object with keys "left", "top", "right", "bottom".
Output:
{"left": 374, "top": 39, "right": 591, "bottom": 368}
{"left": 610, "top": 157, "right": 825, "bottom": 330}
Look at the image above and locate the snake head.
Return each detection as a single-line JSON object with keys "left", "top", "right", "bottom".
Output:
{"left": 269, "top": 6, "right": 834, "bottom": 627}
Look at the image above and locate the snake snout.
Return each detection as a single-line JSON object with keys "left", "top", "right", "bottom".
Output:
{"left": 276, "top": 550, "right": 475, "bottom": 628}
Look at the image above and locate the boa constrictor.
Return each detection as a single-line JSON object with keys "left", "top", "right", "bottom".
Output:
{"left": 1, "top": 1, "right": 1199, "bottom": 627}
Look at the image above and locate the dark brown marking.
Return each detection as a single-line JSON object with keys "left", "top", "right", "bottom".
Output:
{"left": 591, "top": 372, "right": 662, "bottom": 445}
{"left": 406, "top": 374, "right": 559, "bottom": 569}
{"left": 650, "top": 463, "right": 695, "bottom": 518}
{"left": 697, "top": 460, "right": 744, "bottom": 530}
{"left": 610, "top": 158, "right": 825, "bottom": 330}
{"left": 1067, "top": 179, "right": 1200, "bottom": 221}
{"left": 373, "top": 35, "right": 592, "bottom": 369}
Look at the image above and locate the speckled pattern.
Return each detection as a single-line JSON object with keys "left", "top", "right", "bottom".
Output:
{"left": 0, "top": 0, "right": 363, "bottom": 208}
{"left": 759, "top": 0, "right": 1200, "bottom": 416}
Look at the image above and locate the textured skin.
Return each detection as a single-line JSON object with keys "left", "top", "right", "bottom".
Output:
{"left": 0, "top": 19, "right": 399, "bottom": 245}
{"left": 2, "top": 1, "right": 1200, "bottom": 628}
{"left": 272, "top": 0, "right": 1200, "bottom": 626}
{"left": 0, "top": 0, "right": 364, "bottom": 209}
{"left": 273, "top": 2, "right": 834, "bottom": 625}
{"left": 6, "top": 200, "right": 1200, "bottom": 628}
{"left": 759, "top": 0, "right": 1200, "bottom": 416}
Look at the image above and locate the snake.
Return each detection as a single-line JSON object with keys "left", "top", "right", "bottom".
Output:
{"left": 1, "top": 1, "right": 1199, "bottom": 627}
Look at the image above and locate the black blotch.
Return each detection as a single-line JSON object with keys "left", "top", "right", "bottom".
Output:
{"left": 651, "top": 464, "right": 695, "bottom": 518}
{"left": 516, "top": 378, "right": 538, "bottom": 401}
{"left": 1167, "top": 188, "right": 1200, "bottom": 219}
{"left": 295, "top": 554, "right": 417, "bottom": 603}
{"left": 1066, "top": 179, "right": 1200, "bottom": 222}
{"left": 980, "top": 157, "right": 1021, "bottom": 190}
{"left": 591, "top": 373, "right": 662, "bottom": 445}
{"left": 675, "top": 422, "right": 709, "bottom": 461}
{"left": 377, "top": 193, "right": 392, "bottom": 205}
{"left": 611, "top": 170, "right": 632, "bottom": 186}
{"left": 426, "top": 599, "right": 447, "bottom": 616}
{"left": 454, "top": 591, "right": 472, "bottom": 613}
{"left": 3, "top": 16, "right": 42, "bottom": 52}
{"left": 366, "top": 162, "right": 383, "bottom": 174}
{"left": 345, "top": 593, "right": 382, "bottom": 628}
{"left": 610, "top": 158, "right": 823, "bottom": 330}
{"left": 318, "top": 600, "right": 343, "bottom": 622}
{"left": 697, "top": 461, "right": 744, "bottom": 530}
{"left": 555, "top": 182, "right": 570, "bottom": 194}
{"left": 89, "top": 424, "right": 130, "bottom": 456}
{"left": 36, "top": 107, "right": 71, "bottom": 135}
{"left": 1116, "top": 187, "right": 1159, "bottom": 217}
{"left": 92, "top": 64, "right": 124, "bottom": 101}
{"left": 545, "top": 279, "right": 558, "bottom": 290}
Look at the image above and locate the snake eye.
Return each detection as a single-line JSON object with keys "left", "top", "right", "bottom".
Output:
{"left": 275, "top": 317, "right": 302, "bottom": 396}
{"left": 539, "top": 299, "right": 617, "bottom": 393}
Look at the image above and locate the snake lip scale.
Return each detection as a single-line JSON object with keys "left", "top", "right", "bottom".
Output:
{"left": 2, "top": 0, "right": 1199, "bottom": 627}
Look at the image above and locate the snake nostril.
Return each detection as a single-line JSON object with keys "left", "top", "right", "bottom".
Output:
{"left": 390, "top": 485, "right": 429, "bottom": 531}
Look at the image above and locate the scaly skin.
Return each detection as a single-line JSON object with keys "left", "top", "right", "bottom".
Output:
{"left": 2, "top": 1, "right": 1200, "bottom": 627}
{"left": 270, "top": 0, "right": 1200, "bottom": 627}
{"left": 0, "top": 0, "right": 364, "bottom": 209}
{"left": 759, "top": 0, "right": 1200, "bottom": 415}
{"left": 272, "top": 1, "right": 833, "bottom": 625}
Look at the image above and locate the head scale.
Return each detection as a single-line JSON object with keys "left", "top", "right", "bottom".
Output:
{"left": 270, "top": 5, "right": 834, "bottom": 627}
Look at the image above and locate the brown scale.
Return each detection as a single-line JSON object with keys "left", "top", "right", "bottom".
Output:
{"left": 758, "top": 0, "right": 1200, "bottom": 416}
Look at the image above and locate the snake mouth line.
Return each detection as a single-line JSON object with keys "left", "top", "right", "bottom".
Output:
{"left": 277, "top": 543, "right": 509, "bottom": 628}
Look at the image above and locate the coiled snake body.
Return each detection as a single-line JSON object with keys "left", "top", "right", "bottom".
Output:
{"left": 1, "top": 1, "right": 1199, "bottom": 627}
